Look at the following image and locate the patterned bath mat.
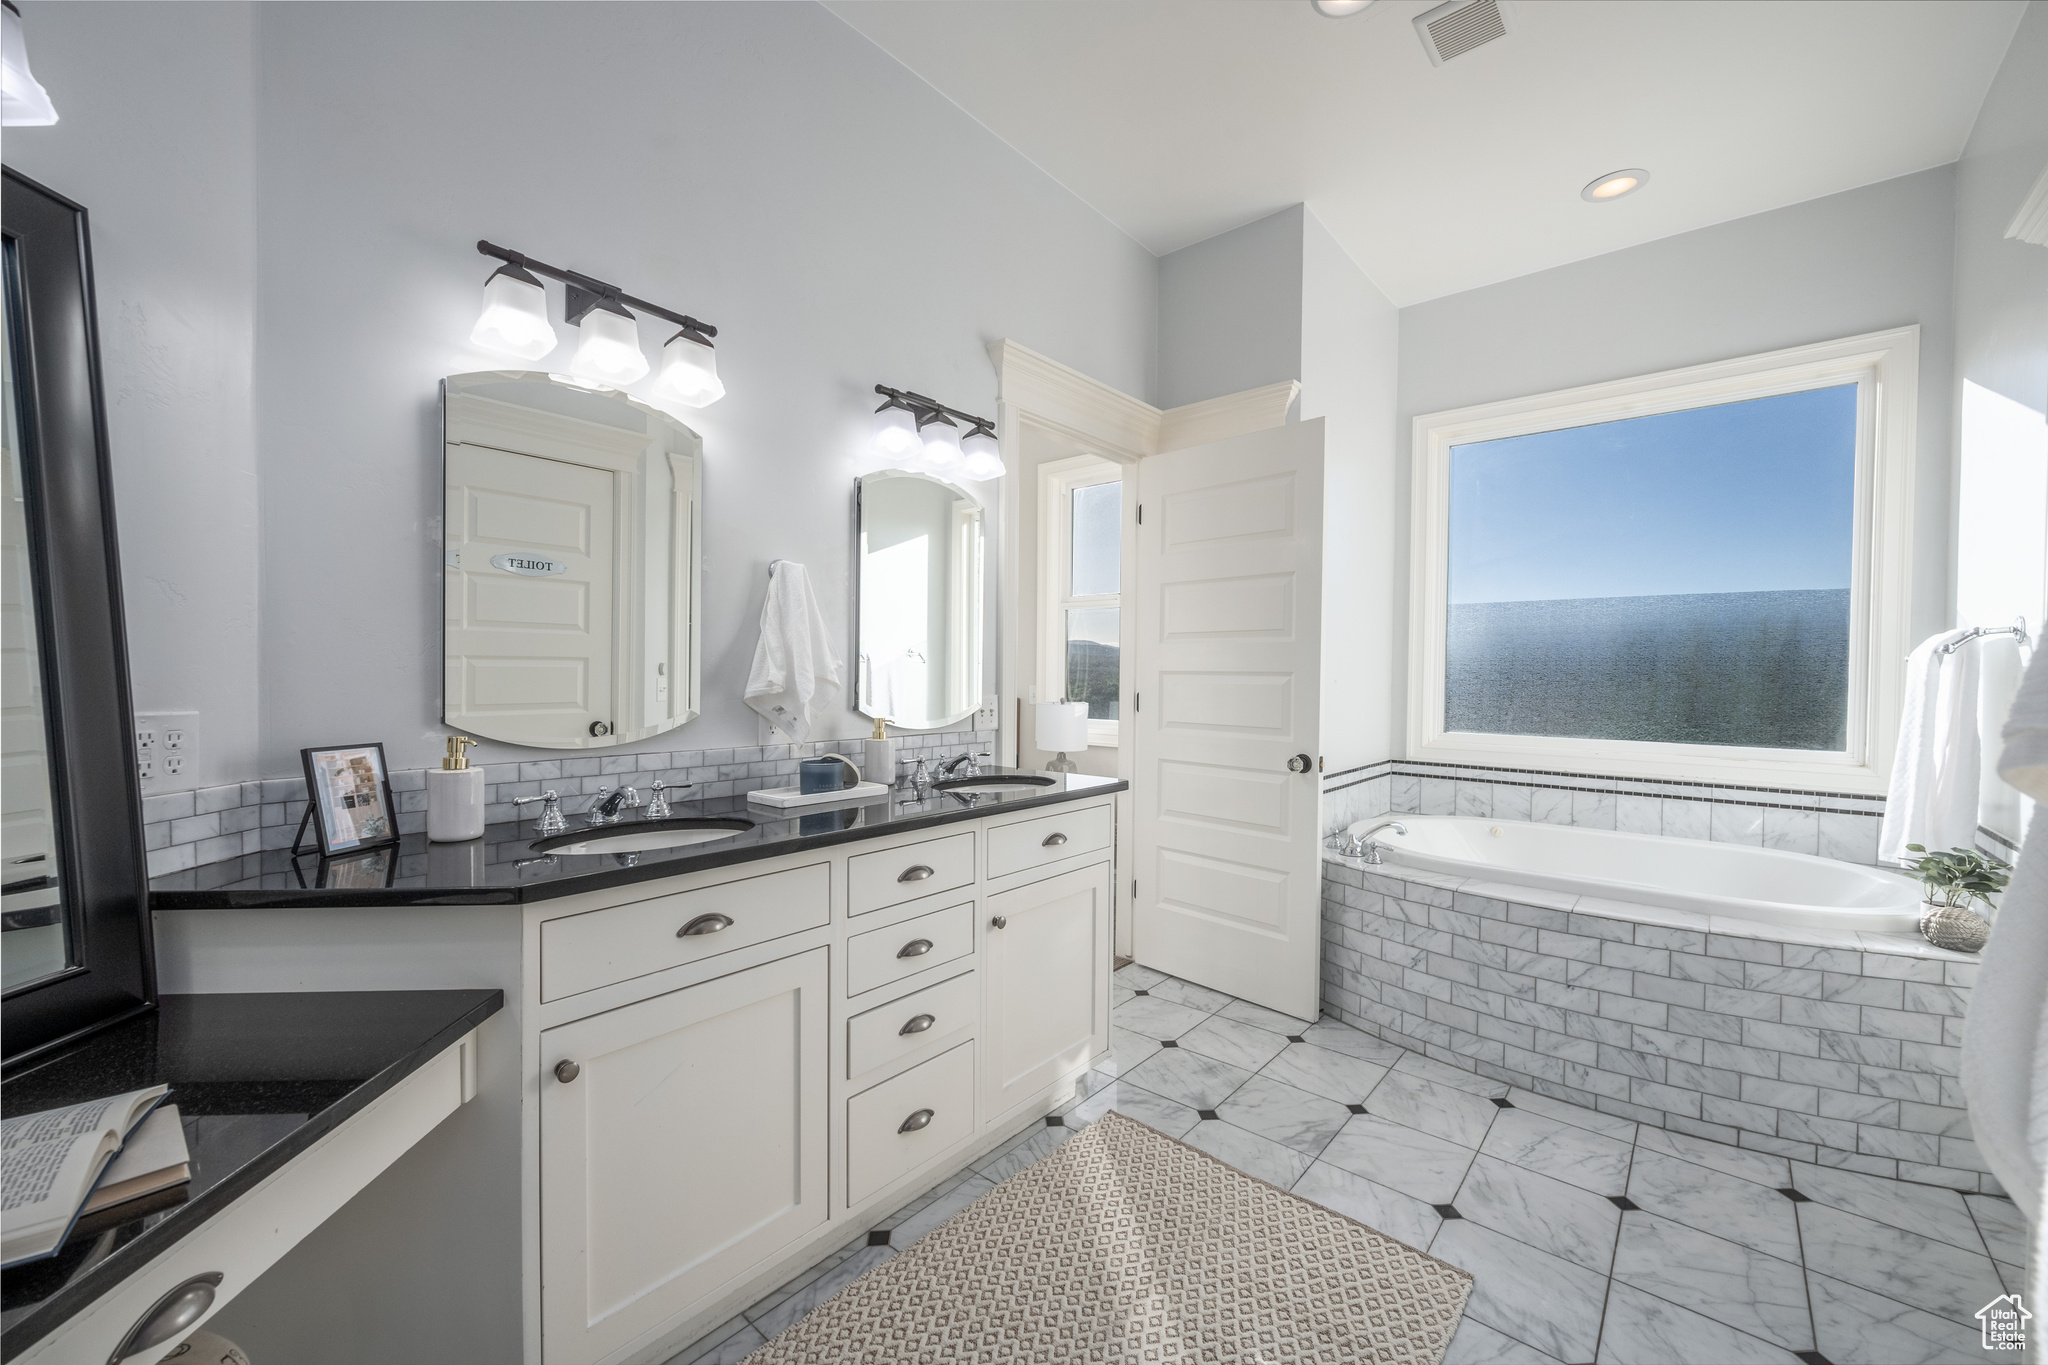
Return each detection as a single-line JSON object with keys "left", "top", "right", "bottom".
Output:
{"left": 744, "top": 1109, "right": 1473, "bottom": 1364}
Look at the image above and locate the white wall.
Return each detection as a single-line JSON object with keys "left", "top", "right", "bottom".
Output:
{"left": 1156, "top": 204, "right": 1303, "bottom": 410}
{"left": 1953, "top": 2, "right": 2048, "bottom": 848}
{"left": 1301, "top": 209, "right": 1399, "bottom": 775}
{"left": 1395, "top": 166, "right": 1961, "bottom": 772}
{"left": 6, "top": 2, "right": 260, "bottom": 791}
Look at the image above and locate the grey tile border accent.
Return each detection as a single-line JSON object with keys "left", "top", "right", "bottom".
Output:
{"left": 142, "top": 728, "right": 985, "bottom": 878}
{"left": 1318, "top": 861, "right": 1994, "bottom": 1195}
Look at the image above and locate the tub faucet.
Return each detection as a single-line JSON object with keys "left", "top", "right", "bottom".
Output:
{"left": 1346, "top": 820, "right": 1408, "bottom": 864}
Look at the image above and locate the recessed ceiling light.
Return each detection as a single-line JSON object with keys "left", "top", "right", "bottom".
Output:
{"left": 1311, "top": 0, "right": 1375, "bottom": 16}
{"left": 1582, "top": 169, "right": 1649, "bottom": 202}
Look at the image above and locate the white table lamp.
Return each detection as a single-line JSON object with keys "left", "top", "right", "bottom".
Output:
{"left": 1036, "top": 701, "right": 1090, "bottom": 773}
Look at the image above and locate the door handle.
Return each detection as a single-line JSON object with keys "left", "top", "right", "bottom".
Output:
{"left": 897, "top": 938, "right": 934, "bottom": 958}
{"left": 900, "top": 1013, "right": 936, "bottom": 1035}
{"left": 1286, "top": 753, "right": 1313, "bottom": 773}
{"left": 555, "top": 1060, "right": 580, "bottom": 1083}
{"left": 899, "top": 1108, "right": 936, "bottom": 1133}
{"left": 989, "top": 915, "right": 1007, "bottom": 930}
{"left": 898, "top": 864, "right": 935, "bottom": 883}
{"left": 1041, "top": 832, "right": 1068, "bottom": 847}
{"left": 678, "top": 913, "right": 733, "bottom": 937}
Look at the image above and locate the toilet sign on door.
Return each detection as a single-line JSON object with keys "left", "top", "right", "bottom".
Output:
{"left": 490, "top": 553, "right": 567, "bottom": 577}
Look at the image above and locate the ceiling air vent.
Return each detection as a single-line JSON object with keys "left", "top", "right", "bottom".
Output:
{"left": 1413, "top": 0, "right": 1512, "bottom": 66}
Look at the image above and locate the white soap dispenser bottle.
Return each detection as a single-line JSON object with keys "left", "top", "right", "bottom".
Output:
{"left": 427, "top": 735, "right": 484, "bottom": 842}
{"left": 865, "top": 716, "right": 896, "bottom": 789}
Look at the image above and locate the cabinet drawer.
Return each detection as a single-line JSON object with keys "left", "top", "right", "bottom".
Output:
{"left": 846, "top": 1040, "right": 976, "bottom": 1207}
{"left": 846, "top": 900, "right": 974, "bottom": 997}
{"left": 540, "top": 862, "right": 830, "bottom": 1002}
{"left": 848, "top": 831, "right": 975, "bottom": 917}
{"left": 986, "top": 803, "right": 1113, "bottom": 881}
{"left": 848, "top": 970, "right": 977, "bottom": 1080}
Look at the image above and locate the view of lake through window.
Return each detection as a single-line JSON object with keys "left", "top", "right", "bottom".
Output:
{"left": 1446, "top": 384, "right": 1858, "bottom": 751}
{"left": 1066, "top": 479, "right": 1121, "bottom": 719}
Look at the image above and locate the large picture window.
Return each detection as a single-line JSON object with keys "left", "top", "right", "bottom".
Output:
{"left": 1410, "top": 328, "right": 1918, "bottom": 790}
{"left": 1039, "top": 455, "right": 1123, "bottom": 747}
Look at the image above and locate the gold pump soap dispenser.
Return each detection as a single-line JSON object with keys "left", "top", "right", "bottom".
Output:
{"left": 864, "top": 717, "right": 896, "bottom": 791}
{"left": 427, "top": 735, "right": 484, "bottom": 842}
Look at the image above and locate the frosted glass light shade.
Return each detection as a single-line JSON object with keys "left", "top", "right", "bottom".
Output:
{"left": 920, "top": 417, "right": 961, "bottom": 471}
{"left": 1, "top": 4, "right": 56, "bottom": 126}
{"left": 656, "top": 328, "right": 724, "bottom": 407}
{"left": 873, "top": 403, "right": 921, "bottom": 460}
{"left": 1036, "top": 701, "right": 1089, "bottom": 753}
{"left": 961, "top": 427, "right": 1005, "bottom": 481}
{"left": 470, "top": 267, "right": 557, "bottom": 361}
{"left": 570, "top": 305, "right": 649, "bottom": 389}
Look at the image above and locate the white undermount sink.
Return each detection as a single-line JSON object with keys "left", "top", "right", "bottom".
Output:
{"left": 931, "top": 775, "right": 1059, "bottom": 793}
{"left": 533, "top": 818, "right": 752, "bottom": 855}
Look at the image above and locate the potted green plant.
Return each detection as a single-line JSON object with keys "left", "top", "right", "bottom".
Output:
{"left": 1902, "top": 844, "right": 2011, "bottom": 952}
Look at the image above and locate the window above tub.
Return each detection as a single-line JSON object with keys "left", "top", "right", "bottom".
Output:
{"left": 1408, "top": 327, "right": 1919, "bottom": 793}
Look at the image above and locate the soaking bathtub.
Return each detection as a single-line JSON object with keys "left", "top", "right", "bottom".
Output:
{"left": 1341, "top": 814, "right": 1921, "bottom": 933}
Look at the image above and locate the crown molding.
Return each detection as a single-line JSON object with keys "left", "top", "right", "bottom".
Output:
{"left": 1156, "top": 379, "right": 1299, "bottom": 453}
{"left": 2006, "top": 162, "right": 2048, "bottom": 248}
{"left": 988, "top": 339, "right": 1160, "bottom": 457}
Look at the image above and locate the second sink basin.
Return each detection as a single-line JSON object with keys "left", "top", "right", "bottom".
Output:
{"left": 932, "top": 775, "right": 1058, "bottom": 793}
{"left": 533, "top": 817, "right": 753, "bottom": 856}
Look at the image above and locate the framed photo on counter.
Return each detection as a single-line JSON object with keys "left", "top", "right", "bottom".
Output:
{"left": 297, "top": 743, "right": 399, "bottom": 857}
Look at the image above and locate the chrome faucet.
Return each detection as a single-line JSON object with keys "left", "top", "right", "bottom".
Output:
{"left": 646, "top": 779, "right": 687, "bottom": 820}
{"left": 514, "top": 791, "right": 566, "bottom": 837}
{"left": 1344, "top": 820, "right": 1408, "bottom": 864}
{"left": 937, "top": 750, "right": 990, "bottom": 778}
{"left": 903, "top": 758, "right": 932, "bottom": 799}
{"left": 586, "top": 786, "right": 637, "bottom": 825}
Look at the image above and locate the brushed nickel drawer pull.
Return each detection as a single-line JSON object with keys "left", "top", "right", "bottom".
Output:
{"left": 990, "top": 915, "right": 1007, "bottom": 929}
{"left": 678, "top": 913, "right": 734, "bottom": 937}
{"left": 555, "top": 1060, "right": 581, "bottom": 1083}
{"left": 899, "top": 1108, "right": 935, "bottom": 1133}
{"left": 1041, "top": 832, "right": 1068, "bottom": 847}
{"left": 900, "top": 1013, "right": 937, "bottom": 1035}
{"left": 897, "top": 938, "right": 934, "bottom": 958}
{"left": 898, "top": 864, "right": 935, "bottom": 883}
{"left": 109, "top": 1273, "right": 223, "bottom": 1363}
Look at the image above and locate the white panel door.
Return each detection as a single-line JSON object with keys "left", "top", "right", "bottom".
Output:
{"left": 446, "top": 442, "right": 615, "bottom": 745}
{"left": 540, "top": 948, "right": 828, "bottom": 1364}
{"left": 1133, "top": 420, "right": 1325, "bottom": 1020}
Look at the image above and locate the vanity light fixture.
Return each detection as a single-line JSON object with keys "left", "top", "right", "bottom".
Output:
{"left": 469, "top": 262, "right": 558, "bottom": 361}
{"left": 470, "top": 241, "right": 720, "bottom": 402}
{"left": 1582, "top": 168, "right": 1649, "bottom": 202}
{"left": 1, "top": 0, "right": 58, "bottom": 126}
{"left": 871, "top": 384, "right": 1003, "bottom": 481}
{"left": 960, "top": 423, "right": 1006, "bottom": 481}
{"left": 1310, "top": 0, "right": 1375, "bottom": 16}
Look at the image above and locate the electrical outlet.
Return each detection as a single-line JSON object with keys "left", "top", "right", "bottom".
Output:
{"left": 975, "top": 694, "right": 1000, "bottom": 731}
{"left": 162, "top": 754, "right": 184, "bottom": 777}
{"left": 136, "top": 756, "right": 156, "bottom": 782}
{"left": 135, "top": 710, "right": 198, "bottom": 788}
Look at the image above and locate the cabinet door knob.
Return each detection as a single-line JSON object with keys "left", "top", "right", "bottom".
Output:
{"left": 900, "top": 1013, "right": 937, "bottom": 1035}
{"left": 555, "top": 1060, "right": 581, "bottom": 1083}
{"left": 899, "top": 1108, "right": 936, "bottom": 1133}
{"left": 678, "top": 913, "right": 734, "bottom": 937}
{"left": 898, "top": 864, "right": 936, "bottom": 883}
{"left": 990, "top": 915, "right": 1007, "bottom": 930}
{"left": 109, "top": 1273, "right": 222, "bottom": 1362}
{"left": 1041, "top": 832, "right": 1068, "bottom": 847}
{"left": 897, "top": 938, "right": 934, "bottom": 959}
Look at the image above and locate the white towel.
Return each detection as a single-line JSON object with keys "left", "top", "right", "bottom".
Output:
{"left": 1961, "top": 646, "right": 2048, "bottom": 1317}
{"left": 1877, "top": 628, "right": 1982, "bottom": 865}
{"left": 744, "top": 562, "right": 843, "bottom": 744}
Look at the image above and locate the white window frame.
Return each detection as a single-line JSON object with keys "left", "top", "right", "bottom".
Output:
{"left": 1039, "top": 454, "right": 1123, "bottom": 748}
{"left": 1408, "top": 326, "right": 1919, "bottom": 793}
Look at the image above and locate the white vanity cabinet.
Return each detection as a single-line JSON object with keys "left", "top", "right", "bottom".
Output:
{"left": 522, "top": 793, "right": 1118, "bottom": 1365}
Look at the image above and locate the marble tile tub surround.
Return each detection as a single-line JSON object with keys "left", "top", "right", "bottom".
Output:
{"left": 1323, "top": 759, "right": 1888, "bottom": 865}
{"left": 1321, "top": 855, "right": 1998, "bottom": 1199}
{"left": 669, "top": 963, "right": 2021, "bottom": 1365}
{"left": 140, "top": 729, "right": 984, "bottom": 878}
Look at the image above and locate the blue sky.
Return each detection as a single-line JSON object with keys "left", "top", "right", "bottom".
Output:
{"left": 1448, "top": 384, "right": 1858, "bottom": 604}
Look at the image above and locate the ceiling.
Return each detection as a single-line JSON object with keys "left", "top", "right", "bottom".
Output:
{"left": 825, "top": 0, "right": 2026, "bottom": 305}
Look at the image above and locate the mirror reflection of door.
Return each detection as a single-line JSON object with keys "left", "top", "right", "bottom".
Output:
{"left": 442, "top": 375, "right": 701, "bottom": 749}
{"left": 856, "top": 471, "right": 985, "bottom": 731}
{"left": 1, "top": 252, "right": 68, "bottom": 993}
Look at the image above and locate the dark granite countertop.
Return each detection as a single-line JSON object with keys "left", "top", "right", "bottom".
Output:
{"left": 0, "top": 989, "right": 504, "bottom": 1356}
{"left": 150, "top": 770, "right": 1127, "bottom": 910}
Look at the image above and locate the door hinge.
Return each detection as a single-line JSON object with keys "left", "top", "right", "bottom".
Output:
{"left": 1318, "top": 756, "right": 1324, "bottom": 772}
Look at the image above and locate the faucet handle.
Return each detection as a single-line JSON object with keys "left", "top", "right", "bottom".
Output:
{"left": 514, "top": 791, "right": 566, "bottom": 836}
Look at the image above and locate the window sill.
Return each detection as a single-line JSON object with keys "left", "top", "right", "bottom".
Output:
{"left": 1410, "top": 729, "right": 1886, "bottom": 795}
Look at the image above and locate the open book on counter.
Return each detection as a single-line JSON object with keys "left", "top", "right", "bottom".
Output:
{"left": 2, "top": 1085, "right": 191, "bottom": 1266}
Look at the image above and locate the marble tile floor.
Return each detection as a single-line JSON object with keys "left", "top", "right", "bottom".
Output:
{"left": 667, "top": 963, "right": 2023, "bottom": 1365}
